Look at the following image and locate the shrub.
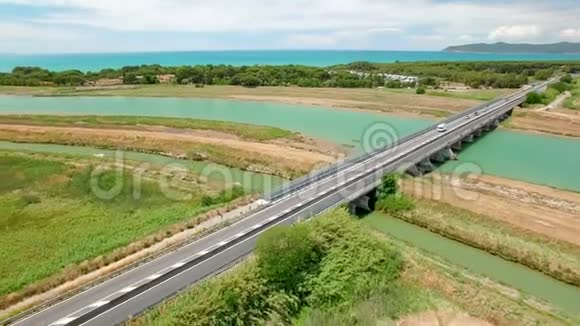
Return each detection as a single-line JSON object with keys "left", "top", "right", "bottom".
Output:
{"left": 20, "top": 194, "right": 41, "bottom": 206}
{"left": 549, "top": 82, "right": 571, "bottom": 93}
{"left": 255, "top": 224, "right": 320, "bottom": 294}
{"left": 377, "top": 174, "right": 399, "bottom": 199}
{"left": 376, "top": 194, "right": 415, "bottom": 215}
{"left": 416, "top": 87, "right": 426, "bottom": 94}
{"left": 534, "top": 69, "right": 552, "bottom": 81}
{"left": 560, "top": 74, "right": 573, "bottom": 84}
{"left": 525, "top": 92, "right": 543, "bottom": 104}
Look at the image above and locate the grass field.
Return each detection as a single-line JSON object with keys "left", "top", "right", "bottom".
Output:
{"left": 0, "top": 151, "right": 243, "bottom": 301}
{"left": 0, "top": 115, "right": 293, "bottom": 141}
{"left": 0, "top": 84, "right": 510, "bottom": 101}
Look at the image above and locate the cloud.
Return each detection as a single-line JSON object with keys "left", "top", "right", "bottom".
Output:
{"left": 0, "top": 22, "right": 80, "bottom": 41}
{"left": 458, "top": 34, "right": 473, "bottom": 41}
{"left": 1, "top": 0, "right": 580, "bottom": 52}
{"left": 560, "top": 28, "right": 580, "bottom": 40}
{"left": 488, "top": 25, "right": 542, "bottom": 41}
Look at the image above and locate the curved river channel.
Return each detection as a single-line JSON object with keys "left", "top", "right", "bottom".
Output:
{"left": 1, "top": 95, "right": 579, "bottom": 191}
{"left": 1, "top": 95, "right": 579, "bottom": 316}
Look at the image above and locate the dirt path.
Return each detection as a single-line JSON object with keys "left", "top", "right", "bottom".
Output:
{"left": 510, "top": 109, "right": 580, "bottom": 137}
{"left": 402, "top": 174, "right": 580, "bottom": 246}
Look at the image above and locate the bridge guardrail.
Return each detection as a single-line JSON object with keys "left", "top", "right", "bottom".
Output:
{"left": 265, "top": 79, "right": 553, "bottom": 202}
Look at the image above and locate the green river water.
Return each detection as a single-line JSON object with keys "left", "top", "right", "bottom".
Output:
{"left": 0, "top": 141, "right": 284, "bottom": 193}
{"left": 1, "top": 95, "right": 579, "bottom": 315}
{"left": 0, "top": 95, "right": 578, "bottom": 191}
{"left": 364, "top": 213, "right": 580, "bottom": 316}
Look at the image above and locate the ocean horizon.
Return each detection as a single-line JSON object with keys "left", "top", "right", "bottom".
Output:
{"left": 1, "top": 50, "right": 580, "bottom": 72}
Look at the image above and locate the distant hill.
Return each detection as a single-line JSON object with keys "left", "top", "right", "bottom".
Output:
{"left": 443, "top": 42, "right": 580, "bottom": 54}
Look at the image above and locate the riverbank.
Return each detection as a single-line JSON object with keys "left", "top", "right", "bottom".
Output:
{"left": 401, "top": 173, "right": 580, "bottom": 246}
{"left": 364, "top": 213, "right": 580, "bottom": 321}
{"left": 0, "top": 115, "right": 344, "bottom": 179}
{"left": 2, "top": 84, "right": 578, "bottom": 139}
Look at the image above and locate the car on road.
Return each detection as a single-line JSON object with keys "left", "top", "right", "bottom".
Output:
{"left": 436, "top": 123, "right": 447, "bottom": 132}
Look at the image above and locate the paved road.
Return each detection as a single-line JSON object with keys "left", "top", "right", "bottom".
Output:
{"left": 12, "top": 80, "right": 553, "bottom": 326}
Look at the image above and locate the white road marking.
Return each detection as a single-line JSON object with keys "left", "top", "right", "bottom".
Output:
{"left": 198, "top": 250, "right": 209, "bottom": 256}
{"left": 119, "top": 286, "right": 137, "bottom": 293}
{"left": 88, "top": 300, "right": 110, "bottom": 308}
{"left": 218, "top": 241, "right": 229, "bottom": 246}
{"left": 146, "top": 274, "right": 162, "bottom": 280}
{"left": 251, "top": 224, "right": 262, "bottom": 229}
{"left": 171, "top": 262, "right": 186, "bottom": 268}
{"left": 50, "top": 317, "right": 77, "bottom": 325}
{"left": 235, "top": 232, "right": 245, "bottom": 238}
{"left": 268, "top": 216, "right": 278, "bottom": 221}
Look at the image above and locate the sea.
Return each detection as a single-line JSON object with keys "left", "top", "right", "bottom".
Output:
{"left": 1, "top": 50, "right": 580, "bottom": 72}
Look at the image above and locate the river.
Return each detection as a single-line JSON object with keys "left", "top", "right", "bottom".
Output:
{"left": 364, "top": 212, "right": 580, "bottom": 316}
{"left": 1, "top": 95, "right": 579, "bottom": 315}
{"left": 0, "top": 141, "right": 284, "bottom": 193}
{"left": 0, "top": 95, "right": 579, "bottom": 191}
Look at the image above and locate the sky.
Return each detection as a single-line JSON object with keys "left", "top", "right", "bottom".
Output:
{"left": 0, "top": 0, "right": 579, "bottom": 53}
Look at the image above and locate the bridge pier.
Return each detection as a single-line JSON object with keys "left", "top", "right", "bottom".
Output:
{"left": 417, "top": 159, "right": 435, "bottom": 173}
{"left": 442, "top": 147, "right": 457, "bottom": 160}
{"left": 463, "top": 134, "right": 474, "bottom": 143}
{"left": 490, "top": 119, "right": 499, "bottom": 129}
{"left": 406, "top": 165, "right": 422, "bottom": 177}
{"left": 349, "top": 189, "right": 378, "bottom": 214}
{"left": 451, "top": 141, "right": 462, "bottom": 151}
{"left": 474, "top": 128, "right": 483, "bottom": 137}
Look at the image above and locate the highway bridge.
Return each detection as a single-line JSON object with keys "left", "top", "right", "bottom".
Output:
{"left": 11, "top": 79, "right": 555, "bottom": 326}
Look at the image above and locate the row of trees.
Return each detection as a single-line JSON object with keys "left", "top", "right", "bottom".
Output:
{"left": 1, "top": 60, "right": 576, "bottom": 89}
{"left": 526, "top": 74, "right": 575, "bottom": 105}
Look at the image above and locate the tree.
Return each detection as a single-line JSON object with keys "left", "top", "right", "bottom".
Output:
{"left": 419, "top": 77, "right": 437, "bottom": 86}
{"left": 526, "top": 92, "right": 543, "bottom": 104}
{"left": 560, "top": 74, "right": 573, "bottom": 84}
{"left": 534, "top": 69, "right": 552, "bottom": 81}
{"left": 255, "top": 224, "right": 320, "bottom": 294}
{"left": 416, "top": 87, "right": 426, "bottom": 94}
{"left": 377, "top": 174, "right": 399, "bottom": 199}
{"left": 123, "top": 73, "right": 137, "bottom": 84}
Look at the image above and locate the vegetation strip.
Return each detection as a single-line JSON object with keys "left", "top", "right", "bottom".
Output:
{"left": 375, "top": 175, "right": 580, "bottom": 287}
{"left": 0, "top": 115, "right": 293, "bottom": 141}
{"left": 2, "top": 61, "right": 578, "bottom": 89}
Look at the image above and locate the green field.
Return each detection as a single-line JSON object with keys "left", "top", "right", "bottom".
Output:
{"left": 0, "top": 151, "right": 243, "bottom": 302}
{"left": 0, "top": 114, "right": 294, "bottom": 141}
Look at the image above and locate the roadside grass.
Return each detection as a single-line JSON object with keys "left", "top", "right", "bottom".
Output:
{"left": 380, "top": 198, "right": 580, "bottom": 287}
{"left": 0, "top": 115, "right": 293, "bottom": 141}
{"left": 427, "top": 89, "right": 512, "bottom": 101}
{"left": 130, "top": 210, "right": 571, "bottom": 326}
{"left": 131, "top": 210, "right": 419, "bottom": 326}
{"left": 0, "top": 126, "right": 310, "bottom": 178}
{"left": 0, "top": 151, "right": 244, "bottom": 303}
